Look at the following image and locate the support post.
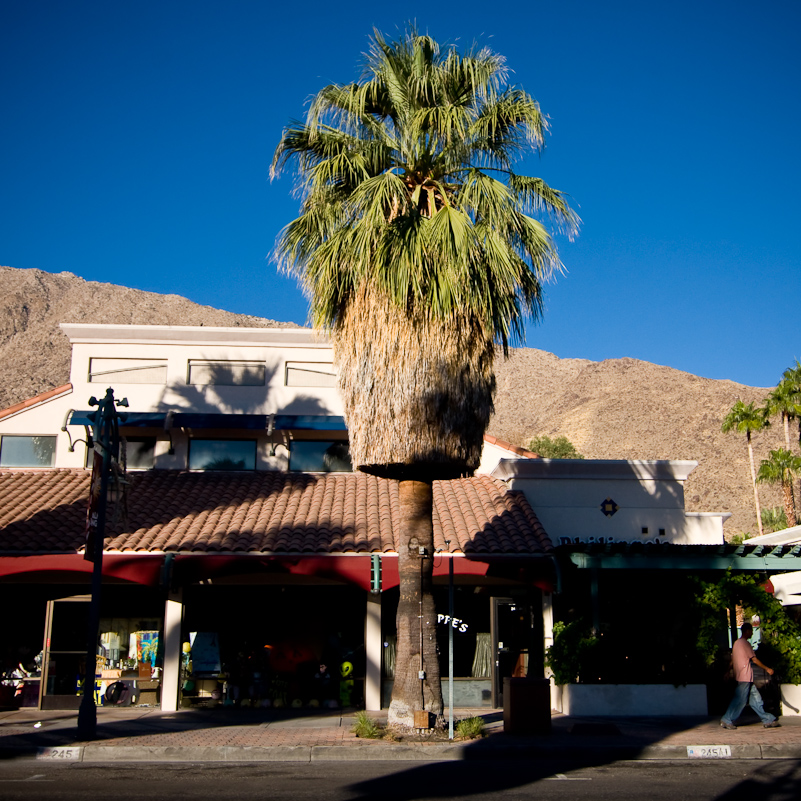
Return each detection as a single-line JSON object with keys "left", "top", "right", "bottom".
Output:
{"left": 448, "top": 553, "right": 454, "bottom": 740}
{"left": 161, "top": 589, "right": 184, "bottom": 712}
{"left": 365, "top": 592, "right": 382, "bottom": 711}
{"left": 590, "top": 567, "right": 600, "bottom": 635}
{"left": 542, "top": 591, "right": 555, "bottom": 711}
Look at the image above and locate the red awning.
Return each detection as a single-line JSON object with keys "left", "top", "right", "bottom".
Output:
{"left": 0, "top": 554, "right": 165, "bottom": 586}
{"left": 0, "top": 552, "right": 555, "bottom": 592}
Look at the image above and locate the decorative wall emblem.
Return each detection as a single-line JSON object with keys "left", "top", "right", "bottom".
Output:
{"left": 600, "top": 497, "right": 620, "bottom": 517}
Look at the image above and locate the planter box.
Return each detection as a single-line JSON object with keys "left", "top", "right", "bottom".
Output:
{"left": 780, "top": 684, "right": 801, "bottom": 716}
{"left": 551, "top": 683, "right": 708, "bottom": 716}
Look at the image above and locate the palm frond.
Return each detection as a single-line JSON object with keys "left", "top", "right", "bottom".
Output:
{"left": 272, "top": 27, "right": 578, "bottom": 471}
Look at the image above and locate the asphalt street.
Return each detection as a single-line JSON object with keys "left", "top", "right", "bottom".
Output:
{"left": 1, "top": 760, "right": 800, "bottom": 801}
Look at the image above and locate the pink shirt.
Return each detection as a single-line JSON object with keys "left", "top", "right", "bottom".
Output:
{"left": 732, "top": 636, "right": 755, "bottom": 682}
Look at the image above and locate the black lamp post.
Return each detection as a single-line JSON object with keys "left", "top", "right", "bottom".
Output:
{"left": 77, "top": 388, "right": 128, "bottom": 741}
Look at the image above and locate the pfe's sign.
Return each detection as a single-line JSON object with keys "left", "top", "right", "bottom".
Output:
{"left": 437, "top": 614, "right": 468, "bottom": 632}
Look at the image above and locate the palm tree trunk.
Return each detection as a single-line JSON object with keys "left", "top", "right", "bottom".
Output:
{"left": 388, "top": 479, "right": 442, "bottom": 728}
{"left": 747, "top": 432, "right": 764, "bottom": 537}
{"left": 781, "top": 480, "right": 797, "bottom": 528}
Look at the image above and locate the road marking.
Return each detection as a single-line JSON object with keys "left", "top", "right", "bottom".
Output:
{"left": 546, "top": 774, "right": 592, "bottom": 781}
{"left": 36, "top": 746, "right": 82, "bottom": 761}
{"left": 687, "top": 745, "right": 732, "bottom": 758}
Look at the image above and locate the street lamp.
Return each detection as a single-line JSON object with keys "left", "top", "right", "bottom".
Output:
{"left": 77, "top": 388, "right": 128, "bottom": 741}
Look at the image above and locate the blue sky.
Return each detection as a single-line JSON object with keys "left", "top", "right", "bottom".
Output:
{"left": 1, "top": 0, "right": 799, "bottom": 388}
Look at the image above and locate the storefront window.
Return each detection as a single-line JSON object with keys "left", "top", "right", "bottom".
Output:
{"left": 289, "top": 440, "right": 352, "bottom": 472}
{"left": 85, "top": 437, "right": 156, "bottom": 470}
{"left": 0, "top": 435, "right": 56, "bottom": 467}
{"left": 189, "top": 439, "right": 256, "bottom": 470}
{"left": 180, "top": 585, "right": 363, "bottom": 709}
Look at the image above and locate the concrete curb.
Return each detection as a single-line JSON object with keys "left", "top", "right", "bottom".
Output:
{"left": 2, "top": 741, "right": 801, "bottom": 763}
{"left": 310, "top": 744, "right": 468, "bottom": 761}
{"left": 82, "top": 745, "right": 313, "bottom": 762}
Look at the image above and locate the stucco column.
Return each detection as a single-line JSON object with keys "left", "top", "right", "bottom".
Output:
{"left": 364, "top": 592, "right": 382, "bottom": 710}
{"left": 542, "top": 591, "right": 554, "bottom": 672}
{"left": 542, "top": 591, "right": 558, "bottom": 711}
{"left": 161, "top": 589, "right": 183, "bottom": 712}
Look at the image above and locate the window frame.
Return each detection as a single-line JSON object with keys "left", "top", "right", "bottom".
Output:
{"left": 187, "top": 439, "right": 258, "bottom": 471}
{"left": 187, "top": 360, "right": 266, "bottom": 387}
{"left": 288, "top": 439, "right": 352, "bottom": 473}
{"left": 0, "top": 435, "right": 57, "bottom": 467}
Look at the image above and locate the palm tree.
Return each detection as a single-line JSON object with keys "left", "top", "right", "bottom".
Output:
{"left": 757, "top": 449, "right": 801, "bottom": 528}
{"left": 721, "top": 400, "right": 770, "bottom": 537}
{"left": 782, "top": 360, "right": 801, "bottom": 448}
{"left": 272, "top": 28, "right": 577, "bottom": 727}
{"left": 764, "top": 378, "right": 801, "bottom": 452}
{"left": 780, "top": 360, "right": 801, "bottom": 514}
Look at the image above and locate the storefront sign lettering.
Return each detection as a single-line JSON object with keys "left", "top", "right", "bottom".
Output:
{"left": 437, "top": 614, "right": 468, "bottom": 632}
{"left": 559, "top": 536, "right": 663, "bottom": 546}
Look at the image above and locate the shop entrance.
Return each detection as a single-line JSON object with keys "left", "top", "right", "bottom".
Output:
{"left": 41, "top": 596, "right": 90, "bottom": 709}
{"left": 41, "top": 590, "right": 164, "bottom": 710}
{"left": 491, "top": 595, "right": 542, "bottom": 707}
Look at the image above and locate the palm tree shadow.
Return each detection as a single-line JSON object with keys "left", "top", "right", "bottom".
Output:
{"left": 346, "top": 757, "right": 589, "bottom": 800}
{"left": 345, "top": 736, "right": 801, "bottom": 800}
{"left": 707, "top": 760, "right": 801, "bottom": 801}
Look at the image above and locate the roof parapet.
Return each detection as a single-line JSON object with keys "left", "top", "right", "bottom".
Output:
{"left": 492, "top": 458, "right": 698, "bottom": 482}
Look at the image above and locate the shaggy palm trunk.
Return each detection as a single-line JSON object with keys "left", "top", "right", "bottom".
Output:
{"left": 333, "top": 286, "right": 495, "bottom": 730}
{"left": 388, "top": 479, "right": 442, "bottom": 727}
{"left": 782, "top": 480, "right": 798, "bottom": 528}
{"left": 747, "top": 433, "right": 764, "bottom": 537}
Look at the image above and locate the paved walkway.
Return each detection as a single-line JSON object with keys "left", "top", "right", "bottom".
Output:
{"left": 1, "top": 707, "right": 800, "bottom": 762}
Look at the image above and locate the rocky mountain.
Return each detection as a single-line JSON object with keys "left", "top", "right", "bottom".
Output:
{"left": 0, "top": 265, "right": 785, "bottom": 538}
{"left": 491, "top": 348, "right": 783, "bottom": 539}
{"left": 0, "top": 265, "right": 298, "bottom": 410}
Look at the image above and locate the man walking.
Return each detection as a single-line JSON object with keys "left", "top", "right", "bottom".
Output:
{"left": 721, "top": 622, "right": 780, "bottom": 729}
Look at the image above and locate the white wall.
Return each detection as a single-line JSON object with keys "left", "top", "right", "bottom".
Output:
{"left": 0, "top": 324, "right": 344, "bottom": 470}
{"left": 492, "top": 458, "right": 727, "bottom": 545}
{"left": 552, "top": 683, "right": 708, "bottom": 716}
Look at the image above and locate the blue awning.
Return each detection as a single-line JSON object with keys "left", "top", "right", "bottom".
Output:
{"left": 273, "top": 415, "right": 347, "bottom": 431}
{"left": 173, "top": 413, "right": 269, "bottom": 430}
{"left": 67, "top": 411, "right": 167, "bottom": 428}
{"left": 68, "top": 411, "right": 347, "bottom": 432}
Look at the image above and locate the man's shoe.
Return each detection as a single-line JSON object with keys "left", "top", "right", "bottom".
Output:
{"left": 764, "top": 720, "right": 781, "bottom": 728}
{"left": 720, "top": 721, "right": 737, "bottom": 730}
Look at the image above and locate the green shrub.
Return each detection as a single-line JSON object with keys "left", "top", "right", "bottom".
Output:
{"left": 455, "top": 716, "right": 485, "bottom": 740}
{"left": 527, "top": 435, "right": 584, "bottom": 459}
{"left": 352, "top": 710, "right": 382, "bottom": 739}
{"left": 693, "top": 571, "right": 801, "bottom": 684}
{"left": 761, "top": 507, "right": 788, "bottom": 534}
{"left": 545, "top": 620, "right": 599, "bottom": 685}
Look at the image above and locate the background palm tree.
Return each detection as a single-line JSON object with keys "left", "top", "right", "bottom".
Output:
{"left": 272, "top": 28, "right": 577, "bottom": 727}
{"left": 721, "top": 400, "right": 770, "bottom": 537}
{"left": 761, "top": 506, "right": 788, "bottom": 534}
{"left": 757, "top": 448, "right": 801, "bottom": 528}
{"left": 779, "top": 360, "right": 801, "bottom": 515}
{"left": 764, "top": 377, "right": 801, "bottom": 452}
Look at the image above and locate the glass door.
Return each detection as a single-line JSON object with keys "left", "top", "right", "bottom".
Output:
{"left": 41, "top": 596, "right": 91, "bottom": 710}
{"left": 491, "top": 597, "right": 535, "bottom": 707}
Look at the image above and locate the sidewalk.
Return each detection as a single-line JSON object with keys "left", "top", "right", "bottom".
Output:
{"left": 2, "top": 707, "right": 801, "bottom": 763}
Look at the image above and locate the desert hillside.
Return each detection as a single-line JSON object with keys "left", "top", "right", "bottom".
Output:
{"left": 491, "top": 349, "right": 783, "bottom": 538}
{"left": 0, "top": 265, "right": 297, "bottom": 409}
{"left": 0, "top": 265, "right": 784, "bottom": 538}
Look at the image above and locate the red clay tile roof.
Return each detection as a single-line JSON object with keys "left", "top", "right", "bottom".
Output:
{"left": 0, "top": 384, "right": 73, "bottom": 421}
{"left": 0, "top": 469, "right": 552, "bottom": 556}
{"left": 483, "top": 435, "right": 539, "bottom": 459}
